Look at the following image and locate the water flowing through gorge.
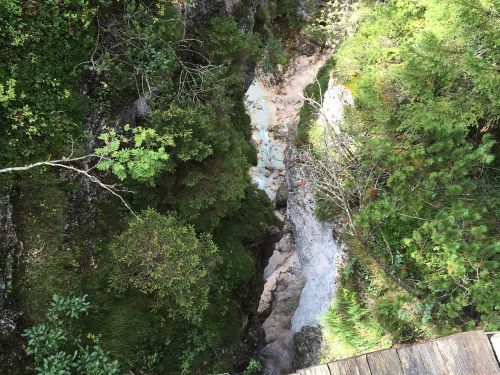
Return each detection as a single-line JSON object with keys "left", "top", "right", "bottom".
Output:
{"left": 245, "top": 52, "right": 348, "bottom": 374}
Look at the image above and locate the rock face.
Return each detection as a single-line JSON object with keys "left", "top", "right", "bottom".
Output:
{"left": 262, "top": 253, "right": 304, "bottom": 342}
{"left": 259, "top": 234, "right": 305, "bottom": 343}
{"left": 292, "top": 326, "right": 324, "bottom": 370}
{"left": 0, "top": 192, "right": 22, "bottom": 334}
{"left": 287, "top": 145, "right": 342, "bottom": 333}
{"left": 185, "top": 0, "right": 228, "bottom": 33}
{"left": 260, "top": 333, "right": 295, "bottom": 375}
{"left": 0, "top": 191, "right": 25, "bottom": 374}
{"left": 112, "top": 95, "right": 150, "bottom": 128}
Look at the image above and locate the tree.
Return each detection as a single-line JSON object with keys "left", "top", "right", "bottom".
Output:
{"left": 108, "top": 209, "right": 220, "bottom": 323}
{"left": 23, "top": 294, "right": 118, "bottom": 375}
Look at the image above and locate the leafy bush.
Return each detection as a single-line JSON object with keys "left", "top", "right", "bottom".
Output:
{"left": 23, "top": 294, "right": 118, "bottom": 375}
{"left": 0, "top": 0, "right": 95, "bottom": 166}
{"left": 109, "top": 209, "right": 220, "bottom": 323}
{"left": 201, "top": 17, "right": 261, "bottom": 65}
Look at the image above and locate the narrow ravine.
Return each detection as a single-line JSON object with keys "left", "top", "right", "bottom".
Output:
{"left": 245, "top": 50, "right": 346, "bottom": 374}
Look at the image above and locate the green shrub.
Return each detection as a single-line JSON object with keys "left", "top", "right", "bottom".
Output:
{"left": 317, "top": 0, "right": 499, "bottom": 332}
{"left": 23, "top": 294, "right": 118, "bottom": 375}
{"left": 323, "top": 248, "right": 435, "bottom": 361}
{"left": 109, "top": 209, "right": 220, "bottom": 323}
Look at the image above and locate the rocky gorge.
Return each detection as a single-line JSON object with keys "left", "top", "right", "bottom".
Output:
{"left": 245, "top": 50, "right": 352, "bottom": 373}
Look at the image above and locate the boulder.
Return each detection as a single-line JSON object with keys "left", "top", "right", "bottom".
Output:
{"left": 261, "top": 253, "right": 305, "bottom": 343}
{"left": 259, "top": 333, "right": 295, "bottom": 375}
{"left": 275, "top": 180, "right": 288, "bottom": 208}
{"left": 292, "top": 326, "right": 324, "bottom": 370}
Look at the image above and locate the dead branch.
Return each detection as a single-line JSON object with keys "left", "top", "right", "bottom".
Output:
{"left": 0, "top": 155, "right": 139, "bottom": 219}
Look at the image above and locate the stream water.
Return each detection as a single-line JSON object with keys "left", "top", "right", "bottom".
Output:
{"left": 246, "top": 80, "right": 285, "bottom": 201}
{"left": 244, "top": 53, "right": 348, "bottom": 374}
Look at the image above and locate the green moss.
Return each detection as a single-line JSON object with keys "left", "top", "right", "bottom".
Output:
{"left": 13, "top": 170, "right": 71, "bottom": 322}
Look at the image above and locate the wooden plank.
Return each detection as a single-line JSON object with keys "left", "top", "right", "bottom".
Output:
{"left": 366, "top": 348, "right": 404, "bottom": 375}
{"left": 460, "top": 331, "right": 500, "bottom": 373}
{"left": 298, "top": 364, "right": 331, "bottom": 375}
{"left": 326, "top": 362, "right": 343, "bottom": 375}
{"left": 436, "top": 331, "right": 500, "bottom": 375}
{"left": 328, "top": 354, "right": 371, "bottom": 375}
{"left": 397, "top": 341, "right": 447, "bottom": 375}
{"left": 355, "top": 355, "right": 372, "bottom": 375}
{"left": 349, "top": 355, "right": 372, "bottom": 375}
{"left": 306, "top": 331, "right": 500, "bottom": 375}
{"left": 489, "top": 332, "right": 500, "bottom": 364}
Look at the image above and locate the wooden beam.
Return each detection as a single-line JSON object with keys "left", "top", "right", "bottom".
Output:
{"left": 366, "top": 349, "right": 404, "bottom": 375}
{"left": 328, "top": 354, "right": 371, "bottom": 375}
{"left": 297, "top": 364, "right": 331, "bottom": 375}
{"left": 435, "top": 331, "right": 500, "bottom": 375}
{"left": 397, "top": 341, "right": 447, "bottom": 375}
{"left": 300, "top": 331, "right": 500, "bottom": 375}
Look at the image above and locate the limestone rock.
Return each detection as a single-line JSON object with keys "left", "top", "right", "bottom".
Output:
{"left": 262, "top": 253, "right": 305, "bottom": 343}
{"left": 259, "top": 333, "right": 295, "bottom": 375}
{"left": 113, "top": 95, "right": 150, "bottom": 128}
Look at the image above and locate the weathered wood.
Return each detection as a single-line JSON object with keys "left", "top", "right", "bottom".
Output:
{"left": 489, "top": 332, "right": 500, "bottom": 364}
{"left": 327, "top": 361, "right": 342, "bottom": 375}
{"left": 436, "top": 331, "right": 500, "bottom": 375}
{"left": 298, "top": 364, "right": 331, "bottom": 375}
{"left": 328, "top": 354, "right": 371, "bottom": 375}
{"left": 298, "top": 331, "right": 500, "bottom": 375}
{"left": 366, "top": 348, "right": 404, "bottom": 375}
{"left": 397, "top": 341, "right": 447, "bottom": 375}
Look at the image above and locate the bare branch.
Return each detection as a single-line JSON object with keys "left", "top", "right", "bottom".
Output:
{"left": 0, "top": 156, "right": 139, "bottom": 219}
{"left": 0, "top": 155, "right": 99, "bottom": 174}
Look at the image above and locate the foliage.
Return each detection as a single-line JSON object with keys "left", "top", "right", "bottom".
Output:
{"left": 269, "top": 0, "right": 304, "bottom": 36}
{"left": 201, "top": 17, "right": 261, "bottom": 65}
{"left": 294, "top": 58, "right": 336, "bottom": 145}
{"left": 1, "top": 1, "right": 284, "bottom": 374}
{"left": 150, "top": 103, "right": 252, "bottom": 230}
{"left": 307, "top": 0, "right": 359, "bottom": 46}
{"left": 313, "top": 0, "right": 500, "bottom": 335}
{"left": 243, "top": 358, "right": 262, "bottom": 375}
{"left": 212, "top": 189, "right": 282, "bottom": 307}
{"left": 23, "top": 294, "right": 118, "bottom": 375}
{"left": 91, "top": 191, "right": 278, "bottom": 374}
{"left": 109, "top": 209, "right": 219, "bottom": 323}
{"left": 260, "top": 36, "right": 289, "bottom": 74}
{"left": 0, "top": 0, "right": 95, "bottom": 167}
{"left": 322, "top": 244, "right": 441, "bottom": 360}
{"left": 13, "top": 171, "right": 77, "bottom": 323}
{"left": 96, "top": 125, "right": 173, "bottom": 182}
{"left": 91, "top": 0, "right": 181, "bottom": 105}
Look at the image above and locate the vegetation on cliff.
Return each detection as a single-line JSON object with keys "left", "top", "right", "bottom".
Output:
{"left": 0, "top": 0, "right": 283, "bottom": 373}
{"left": 303, "top": 0, "right": 499, "bottom": 360}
